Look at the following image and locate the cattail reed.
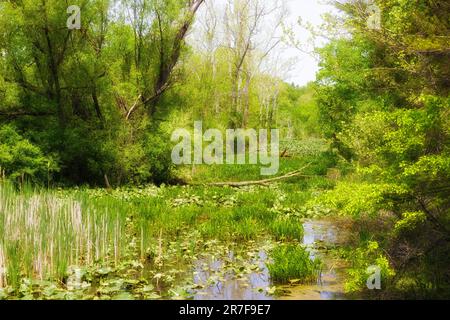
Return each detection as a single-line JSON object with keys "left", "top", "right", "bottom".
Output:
{"left": 0, "top": 182, "right": 128, "bottom": 288}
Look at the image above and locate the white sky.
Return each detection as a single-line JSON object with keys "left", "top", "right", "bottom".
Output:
{"left": 284, "top": 0, "right": 337, "bottom": 85}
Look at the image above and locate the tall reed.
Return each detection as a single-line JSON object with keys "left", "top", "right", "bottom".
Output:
{"left": 0, "top": 182, "right": 128, "bottom": 288}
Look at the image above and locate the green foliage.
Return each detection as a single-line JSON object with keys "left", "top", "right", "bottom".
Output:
{"left": 119, "top": 131, "right": 175, "bottom": 185}
{"left": 280, "top": 138, "right": 328, "bottom": 158}
{"left": 0, "top": 0, "right": 448, "bottom": 300}
{"left": 0, "top": 0, "right": 328, "bottom": 186}
{"left": 0, "top": 125, "right": 56, "bottom": 182}
{"left": 343, "top": 241, "right": 395, "bottom": 294}
{"left": 340, "top": 96, "right": 450, "bottom": 184}
{"left": 269, "top": 218, "right": 304, "bottom": 241}
{"left": 278, "top": 84, "right": 322, "bottom": 138}
{"left": 0, "top": 176, "right": 329, "bottom": 299}
{"left": 313, "top": 0, "right": 450, "bottom": 297}
{"left": 56, "top": 122, "right": 116, "bottom": 185}
{"left": 314, "top": 182, "right": 402, "bottom": 217}
{"left": 267, "top": 244, "right": 322, "bottom": 284}
{"left": 0, "top": 0, "right": 205, "bottom": 186}
{"left": 315, "top": 36, "right": 375, "bottom": 151}
{"left": 394, "top": 211, "right": 427, "bottom": 236}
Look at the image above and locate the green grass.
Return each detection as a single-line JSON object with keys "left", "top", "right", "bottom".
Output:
{"left": 267, "top": 244, "right": 322, "bottom": 284}
{"left": 269, "top": 218, "right": 304, "bottom": 241}
{"left": 184, "top": 154, "right": 322, "bottom": 184}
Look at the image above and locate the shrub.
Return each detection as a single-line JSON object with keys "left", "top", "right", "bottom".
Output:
{"left": 313, "top": 181, "right": 408, "bottom": 217}
{"left": 394, "top": 211, "right": 427, "bottom": 236}
{"left": 0, "top": 125, "right": 55, "bottom": 183}
{"left": 118, "top": 130, "right": 174, "bottom": 185}
{"left": 343, "top": 241, "right": 395, "bottom": 293}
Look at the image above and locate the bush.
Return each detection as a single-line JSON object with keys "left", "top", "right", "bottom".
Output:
{"left": 313, "top": 181, "right": 408, "bottom": 217}
{"left": 343, "top": 241, "right": 395, "bottom": 293}
{"left": 120, "top": 131, "right": 174, "bottom": 185}
{"left": 143, "top": 132, "right": 174, "bottom": 184}
{"left": 56, "top": 122, "right": 115, "bottom": 185}
{"left": 394, "top": 211, "right": 427, "bottom": 237}
{"left": 0, "top": 125, "right": 55, "bottom": 183}
{"left": 55, "top": 122, "right": 175, "bottom": 186}
{"left": 309, "top": 151, "right": 339, "bottom": 176}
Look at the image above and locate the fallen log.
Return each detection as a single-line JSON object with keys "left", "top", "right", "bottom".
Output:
{"left": 204, "top": 165, "right": 313, "bottom": 187}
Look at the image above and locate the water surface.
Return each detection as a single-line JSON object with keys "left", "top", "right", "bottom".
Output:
{"left": 192, "top": 219, "right": 351, "bottom": 300}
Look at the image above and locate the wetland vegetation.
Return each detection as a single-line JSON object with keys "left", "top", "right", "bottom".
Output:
{"left": 0, "top": 0, "right": 449, "bottom": 300}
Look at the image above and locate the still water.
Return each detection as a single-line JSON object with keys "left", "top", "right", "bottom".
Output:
{"left": 193, "top": 219, "right": 351, "bottom": 300}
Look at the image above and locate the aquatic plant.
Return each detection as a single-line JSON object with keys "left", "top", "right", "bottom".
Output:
{"left": 269, "top": 218, "right": 304, "bottom": 241}
{"left": 0, "top": 182, "right": 128, "bottom": 288}
{"left": 267, "top": 244, "right": 322, "bottom": 284}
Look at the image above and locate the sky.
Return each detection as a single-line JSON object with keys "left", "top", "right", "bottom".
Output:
{"left": 283, "top": 0, "right": 337, "bottom": 85}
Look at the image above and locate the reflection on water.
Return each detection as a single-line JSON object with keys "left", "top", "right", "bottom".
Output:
{"left": 193, "top": 219, "right": 351, "bottom": 300}
{"left": 194, "top": 250, "right": 272, "bottom": 300}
